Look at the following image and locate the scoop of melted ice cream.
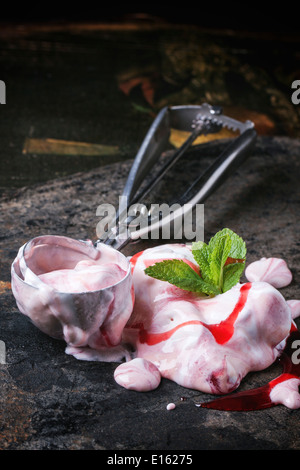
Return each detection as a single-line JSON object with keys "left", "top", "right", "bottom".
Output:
{"left": 11, "top": 235, "right": 134, "bottom": 361}
{"left": 119, "top": 244, "right": 294, "bottom": 395}
{"left": 38, "top": 260, "right": 126, "bottom": 293}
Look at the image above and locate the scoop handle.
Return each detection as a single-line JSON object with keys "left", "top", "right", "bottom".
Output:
{"left": 128, "top": 127, "right": 257, "bottom": 244}
{"left": 178, "top": 127, "right": 257, "bottom": 206}
{"left": 101, "top": 126, "right": 257, "bottom": 251}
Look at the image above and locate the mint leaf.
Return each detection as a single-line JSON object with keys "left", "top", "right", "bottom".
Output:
{"left": 144, "top": 259, "right": 220, "bottom": 296}
{"left": 191, "top": 243, "right": 211, "bottom": 282}
{"left": 222, "top": 262, "right": 246, "bottom": 292}
{"left": 145, "top": 228, "right": 247, "bottom": 297}
{"left": 192, "top": 232, "right": 232, "bottom": 288}
{"left": 209, "top": 232, "right": 232, "bottom": 289}
{"left": 193, "top": 228, "right": 246, "bottom": 292}
{"left": 210, "top": 228, "right": 246, "bottom": 259}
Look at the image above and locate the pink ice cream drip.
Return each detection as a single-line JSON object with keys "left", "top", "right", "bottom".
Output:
{"left": 245, "top": 257, "right": 292, "bottom": 288}
{"left": 114, "top": 357, "right": 161, "bottom": 391}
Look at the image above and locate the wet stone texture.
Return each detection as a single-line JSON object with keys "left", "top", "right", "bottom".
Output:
{"left": 0, "top": 135, "right": 300, "bottom": 450}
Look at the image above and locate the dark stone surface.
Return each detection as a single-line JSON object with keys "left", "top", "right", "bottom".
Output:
{"left": 0, "top": 135, "right": 300, "bottom": 450}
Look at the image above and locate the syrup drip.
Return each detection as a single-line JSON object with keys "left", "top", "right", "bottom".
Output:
{"left": 130, "top": 250, "right": 144, "bottom": 273}
{"left": 139, "top": 283, "right": 252, "bottom": 346}
{"left": 200, "top": 325, "right": 300, "bottom": 411}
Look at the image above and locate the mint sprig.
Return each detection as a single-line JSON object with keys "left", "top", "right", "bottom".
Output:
{"left": 144, "top": 228, "right": 246, "bottom": 297}
{"left": 145, "top": 259, "right": 220, "bottom": 296}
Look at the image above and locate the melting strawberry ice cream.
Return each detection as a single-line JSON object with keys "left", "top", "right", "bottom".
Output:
{"left": 38, "top": 260, "right": 127, "bottom": 293}
{"left": 112, "top": 244, "right": 300, "bottom": 410}
{"left": 11, "top": 235, "right": 134, "bottom": 361}
{"left": 11, "top": 235, "right": 300, "bottom": 410}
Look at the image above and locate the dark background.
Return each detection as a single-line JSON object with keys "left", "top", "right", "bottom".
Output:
{"left": 1, "top": 3, "right": 297, "bottom": 32}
